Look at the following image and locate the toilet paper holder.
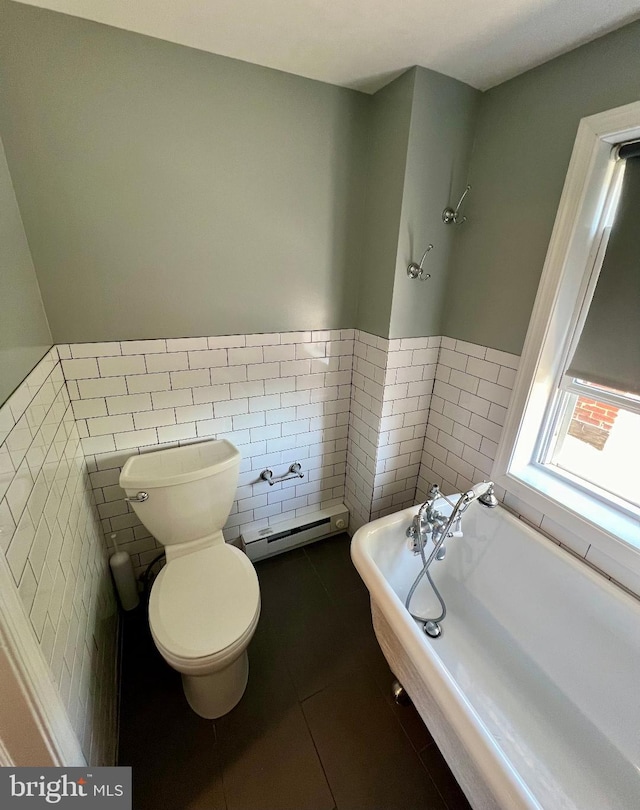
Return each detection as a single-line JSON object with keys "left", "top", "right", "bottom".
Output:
{"left": 260, "top": 463, "right": 305, "bottom": 486}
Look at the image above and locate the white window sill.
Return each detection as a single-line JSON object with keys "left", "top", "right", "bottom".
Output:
{"left": 499, "top": 464, "right": 640, "bottom": 595}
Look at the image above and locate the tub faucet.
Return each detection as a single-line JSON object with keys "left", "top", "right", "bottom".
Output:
{"left": 408, "top": 481, "right": 496, "bottom": 566}
{"left": 407, "top": 484, "right": 448, "bottom": 552}
{"left": 406, "top": 480, "right": 497, "bottom": 638}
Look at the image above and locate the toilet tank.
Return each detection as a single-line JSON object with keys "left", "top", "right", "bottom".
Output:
{"left": 119, "top": 440, "right": 241, "bottom": 547}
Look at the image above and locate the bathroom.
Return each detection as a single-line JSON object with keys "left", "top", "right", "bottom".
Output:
{"left": 1, "top": 0, "right": 639, "bottom": 807}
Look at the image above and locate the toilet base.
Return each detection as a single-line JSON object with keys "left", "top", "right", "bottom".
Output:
{"left": 181, "top": 650, "right": 249, "bottom": 719}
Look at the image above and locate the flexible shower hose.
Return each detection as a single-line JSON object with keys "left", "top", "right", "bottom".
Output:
{"left": 405, "top": 532, "right": 447, "bottom": 625}
{"left": 405, "top": 490, "right": 471, "bottom": 627}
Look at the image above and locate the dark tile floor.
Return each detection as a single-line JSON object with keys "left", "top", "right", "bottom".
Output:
{"left": 118, "top": 534, "right": 472, "bottom": 810}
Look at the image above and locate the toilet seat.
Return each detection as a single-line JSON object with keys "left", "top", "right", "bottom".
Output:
{"left": 149, "top": 543, "right": 260, "bottom": 670}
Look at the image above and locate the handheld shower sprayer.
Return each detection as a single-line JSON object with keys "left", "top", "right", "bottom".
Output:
{"left": 471, "top": 481, "right": 498, "bottom": 508}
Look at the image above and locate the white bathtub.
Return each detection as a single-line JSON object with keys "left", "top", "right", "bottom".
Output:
{"left": 351, "top": 500, "right": 640, "bottom": 810}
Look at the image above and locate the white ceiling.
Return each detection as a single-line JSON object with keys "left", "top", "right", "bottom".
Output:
{"left": 14, "top": 0, "right": 640, "bottom": 92}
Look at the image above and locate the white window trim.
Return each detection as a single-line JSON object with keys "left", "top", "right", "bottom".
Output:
{"left": 493, "top": 101, "right": 640, "bottom": 592}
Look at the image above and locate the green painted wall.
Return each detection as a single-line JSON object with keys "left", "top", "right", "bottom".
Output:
{"left": 0, "top": 1, "right": 369, "bottom": 343}
{"left": 3, "top": 1, "right": 638, "bottom": 354}
{"left": 443, "top": 20, "right": 640, "bottom": 355}
{"left": 355, "top": 66, "right": 479, "bottom": 340}
{"left": 355, "top": 71, "right": 415, "bottom": 337}
{"left": 389, "top": 67, "right": 479, "bottom": 339}
{"left": 0, "top": 134, "right": 51, "bottom": 406}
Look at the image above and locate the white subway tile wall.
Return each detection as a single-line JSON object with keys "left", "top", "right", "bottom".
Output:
{"left": 345, "top": 332, "right": 387, "bottom": 531}
{"left": 0, "top": 349, "right": 118, "bottom": 765}
{"left": 344, "top": 331, "right": 439, "bottom": 531}
{"left": 373, "top": 336, "right": 439, "bottom": 520}
{"left": 64, "top": 332, "right": 354, "bottom": 573}
{"left": 56, "top": 328, "right": 640, "bottom": 617}
{"left": 416, "top": 336, "right": 519, "bottom": 501}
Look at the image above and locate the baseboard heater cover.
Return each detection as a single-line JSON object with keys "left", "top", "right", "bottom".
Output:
{"left": 241, "top": 504, "right": 349, "bottom": 561}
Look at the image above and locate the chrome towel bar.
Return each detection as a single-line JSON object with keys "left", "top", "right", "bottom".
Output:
{"left": 260, "top": 463, "right": 304, "bottom": 486}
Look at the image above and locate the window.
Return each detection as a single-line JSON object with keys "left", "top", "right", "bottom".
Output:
{"left": 494, "top": 101, "right": 640, "bottom": 587}
{"left": 542, "top": 152, "right": 640, "bottom": 517}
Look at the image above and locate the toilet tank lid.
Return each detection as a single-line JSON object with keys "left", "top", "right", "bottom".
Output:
{"left": 119, "top": 440, "right": 240, "bottom": 489}
{"left": 149, "top": 544, "right": 260, "bottom": 659}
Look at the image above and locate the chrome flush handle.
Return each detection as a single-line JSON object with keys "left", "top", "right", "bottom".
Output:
{"left": 125, "top": 491, "right": 149, "bottom": 503}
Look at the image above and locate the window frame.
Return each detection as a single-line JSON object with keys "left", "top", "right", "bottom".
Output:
{"left": 493, "top": 101, "right": 640, "bottom": 592}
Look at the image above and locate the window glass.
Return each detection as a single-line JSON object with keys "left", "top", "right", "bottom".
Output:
{"left": 547, "top": 386, "right": 640, "bottom": 510}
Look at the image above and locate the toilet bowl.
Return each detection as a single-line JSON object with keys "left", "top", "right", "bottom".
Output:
{"left": 119, "top": 439, "right": 260, "bottom": 719}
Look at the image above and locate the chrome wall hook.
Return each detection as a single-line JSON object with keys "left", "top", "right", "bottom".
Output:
{"left": 442, "top": 184, "right": 471, "bottom": 225}
{"left": 407, "top": 244, "right": 433, "bottom": 281}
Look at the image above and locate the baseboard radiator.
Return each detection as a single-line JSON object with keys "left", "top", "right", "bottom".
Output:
{"left": 241, "top": 504, "right": 349, "bottom": 562}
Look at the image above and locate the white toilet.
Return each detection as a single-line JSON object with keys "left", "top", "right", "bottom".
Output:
{"left": 119, "top": 439, "right": 260, "bottom": 719}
